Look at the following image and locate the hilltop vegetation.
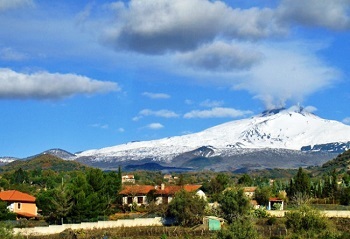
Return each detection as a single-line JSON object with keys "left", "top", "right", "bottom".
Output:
{"left": 0, "top": 154, "right": 88, "bottom": 173}
{"left": 321, "top": 149, "right": 350, "bottom": 173}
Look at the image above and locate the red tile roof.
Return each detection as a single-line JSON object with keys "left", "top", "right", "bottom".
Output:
{"left": 119, "top": 185, "right": 156, "bottom": 195}
{"left": 0, "top": 190, "right": 36, "bottom": 203}
{"left": 269, "top": 197, "right": 283, "bottom": 201}
{"left": 119, "top": 184, "right": 201, "bottom": 196}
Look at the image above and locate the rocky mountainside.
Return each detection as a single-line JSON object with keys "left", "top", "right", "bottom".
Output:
{"left": 74, "top": 106, "right": 350, "bottom": 171}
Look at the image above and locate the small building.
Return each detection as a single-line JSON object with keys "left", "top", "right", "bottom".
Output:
{"left": 243, "top": 187, "right": 257, "bottom": 198}
{"left": 203, "top": 216, "right": 225, "bottom": 231}
{"left": 122, "top": 175, "right": 136, "bottom": 184}
{"left": 268, "top": 197, "right": 284, "bottom": 210}
{"left": 0, "top": 190, "right": 38, "bottom": 218}
{"left": 119, "top": 184, "right": 204, "bottom": 206}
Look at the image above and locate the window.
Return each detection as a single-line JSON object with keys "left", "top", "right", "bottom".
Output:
{"left": 137, "top": 197, "right": 143, "bottom": 204}
{"left": 17, "top": 203, "right": 21, "bottom": 210}
{"left": 127, "top": 197, "right": 133, "bottom": 204}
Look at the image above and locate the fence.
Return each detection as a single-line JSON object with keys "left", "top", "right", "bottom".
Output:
{"left": 13, "top": 217, "right": 163, "bottom": 236}
{"left": 267, "top": 210, "right": 350, "bottom": 218}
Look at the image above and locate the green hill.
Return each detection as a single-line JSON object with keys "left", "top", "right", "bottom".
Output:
{"left": 0, "top": 154, "right": 89, "bottom": 172}
{"left": 320, "top": 149, "right": 350, "bottom": 173}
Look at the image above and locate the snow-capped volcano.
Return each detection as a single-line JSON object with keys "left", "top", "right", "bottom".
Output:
{"left": 76, "top": 106, "right": 350, "bottom": 168}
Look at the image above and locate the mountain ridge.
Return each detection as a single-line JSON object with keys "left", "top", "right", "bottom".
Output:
{"left": 73, "top": 106, "right": 350, "bottom": 171}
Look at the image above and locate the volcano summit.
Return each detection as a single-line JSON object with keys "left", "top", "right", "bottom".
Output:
{"left": 75, "top": 106, "right": 350, "bottom": 171}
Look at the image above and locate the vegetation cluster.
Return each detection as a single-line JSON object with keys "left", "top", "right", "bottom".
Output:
{"left": 2, "top": 150, "right": 350, "bottom": 238}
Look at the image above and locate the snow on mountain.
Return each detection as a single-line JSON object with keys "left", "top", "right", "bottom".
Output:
{"left": 0, "top": 157, "right": 17, "bottom": 165}
{"left": 76, "top": 106, "right": 350, "bottom": 163}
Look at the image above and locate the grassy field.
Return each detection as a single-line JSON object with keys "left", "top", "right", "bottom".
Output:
{"left": 19, "top": 218, "right": 350, "bottom": 239}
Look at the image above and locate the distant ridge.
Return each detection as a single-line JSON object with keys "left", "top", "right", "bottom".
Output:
{"left": 0, "top": 154, "right": 88, "bottom": 172}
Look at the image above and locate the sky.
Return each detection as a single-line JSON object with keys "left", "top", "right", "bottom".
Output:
{"left": 1, "top": 0, "right": 350, "bottom": 158}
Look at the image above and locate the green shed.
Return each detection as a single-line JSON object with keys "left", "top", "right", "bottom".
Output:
{"left": 203, "top": 216, "right": 225, "bottom": 231}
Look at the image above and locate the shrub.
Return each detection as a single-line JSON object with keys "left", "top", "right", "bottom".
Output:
{"left": 217, "top": 216, "right": 259, "bottom": 239}
{"left": 267, "top": 217, "right": 277, "bottom": 226}
{"left": 253, "top": 207, "right": 268, "bottom": 218}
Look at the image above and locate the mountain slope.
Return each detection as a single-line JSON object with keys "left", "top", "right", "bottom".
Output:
{"left": 0, "top": 154, "right": 89, "bottom": 172}
{"left": 76, "top": 107, "right": 350, "bottom": 169}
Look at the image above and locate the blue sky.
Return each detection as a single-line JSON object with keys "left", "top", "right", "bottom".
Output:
{"left": 1, "top": 0, "right": 350, "bottom": 158}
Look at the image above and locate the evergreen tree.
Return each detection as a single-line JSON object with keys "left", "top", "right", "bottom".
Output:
{"left": 288, "top": 167, "right": 311, "bottom": 198}
{"left": 167, "top": 190, "right": 206, "bottom": 227}
{"left": 218, "top": 188, "right": 250, "bottom": 223}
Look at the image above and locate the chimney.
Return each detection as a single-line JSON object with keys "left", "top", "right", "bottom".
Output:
{"left": 161, "top": 183, "right": 165, "bottom": 190}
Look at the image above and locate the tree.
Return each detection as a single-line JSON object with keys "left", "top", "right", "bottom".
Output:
{"left": 237, "top": 174, "right": 253, "bottom": 186}
{"left": 203, "top": 173, "right": 232, "bottom": 201}
{"left": 167, "top": 190, "right": 207, "bottom": 227}
{"left": 254, "top": 186, "right": 272, "bottom": 207}
{"left": 340, "top": 187, "right": 350, "bottom": 205}
{"left": 0, "top": 200, "right": 16, "bottom": 220}
{"left": 11, "top": 168, "right": 29, "bottom": 184}
{"left": 288, "top": 167, "right": 311, "bottom": 199}
{"left": 218, "top": 188, "right": 250, "bottom": 223}
{"left": 51, "top": 183, "right": 73, "bottom": 224}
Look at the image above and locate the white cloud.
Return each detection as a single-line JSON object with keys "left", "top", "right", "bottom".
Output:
{"left": 134, "top": 109, "right": 179, "bottom": 121}
{"left": 184, "top": 107, "right": 252, "bottom": 119}
{"left": 235, "top": 42, "right": 340, "bottom": 109}
{"left": 118, "top": 127, "right": 125, "bottom": 132}
{"left": 146, "top": 123, "right": 164, "bottom": 130}
{"left": 176, "top": 41, "right": 263, "bottom": 71}
{"left": 0, "top": 68, "right": 120, "bottom": 99}
{"left": 278, "top": 0, "right": 350, "bottom": 30}
{"left": 0, "top": 0, "right": 33, "bottom": 11}
{"left": 102, "top": 0, "right": 283, "bottom": 54}
{"left": 0, "top": 47, "right": 27, "bottom": 61}
{"left": 303, "top": 106, "right": 318, "bottom": 113}
{"left": 343, "top": 117, "right": 350, "bottom": 125}
{"left": 200, "top": 99, "right": 224, "bottom": 108}
{"left": 142, "top": 92, "right": 170, "bottom": 99}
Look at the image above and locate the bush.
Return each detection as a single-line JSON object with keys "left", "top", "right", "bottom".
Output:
{"left": 217, "top": 216, "right": 259, "bottom": 239}
{"left": 0, "top": 223, "right": 23, "bottom": 239}
{"left": 267, "top": 217, "right": 277, "bottom": 226}
{"left": 285, "top": 205, "right": 341, "bottom": 238}
{"left": 253, "top": 207, "right": 268, "bottom": 218}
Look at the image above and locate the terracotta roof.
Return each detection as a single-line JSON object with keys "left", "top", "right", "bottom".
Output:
{"left": 119, "top": 184, "right": 202, "bottom": 196}
{"left": 0, "top": 190, "right": 36, "bottom": 203}
{"left": 243, "top": 187, "right": 257, "bottom": 192}
{"left": 154, "top": 185, "right": 201, "bottom": 195}
{"left": 119, "top": 185, "right": 155, "bottom": 195}
{"left": 269, "top": 197, "right": 283, "bottom": 201}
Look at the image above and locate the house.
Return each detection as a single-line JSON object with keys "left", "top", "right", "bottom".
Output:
{"left": 0, "top": 190, "right": 38, "bottom": 218}
{"left": 119, "top": 184, "right": 205, "bottom": 206}
{"left": 243, "top": 187, "right": 257, "bottom": 198}
{"left": 268, "top": 197, "right": 284, "bottom": 210}
{"left": 122, "top": 175, "right": 136, "bottom": 184}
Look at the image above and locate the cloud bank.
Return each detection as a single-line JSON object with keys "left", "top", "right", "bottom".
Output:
{"left": 0, "top": 68, "right": 119, "bottom": 99}
{"left": 142, "top": 92, "right": 170, "bottom": 99}
{"left": 184, "top": 107, "right": 252, "bottom": 119}
{"left": 100, "top": 0, "right": 348, "bottom": 109}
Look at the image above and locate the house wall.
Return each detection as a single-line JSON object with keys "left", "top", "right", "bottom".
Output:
{"left": 9, "top": 202, "right": 37, "bottom": 216}
{"left": 122, "top": 196, "right": 147, "bottom": 206}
